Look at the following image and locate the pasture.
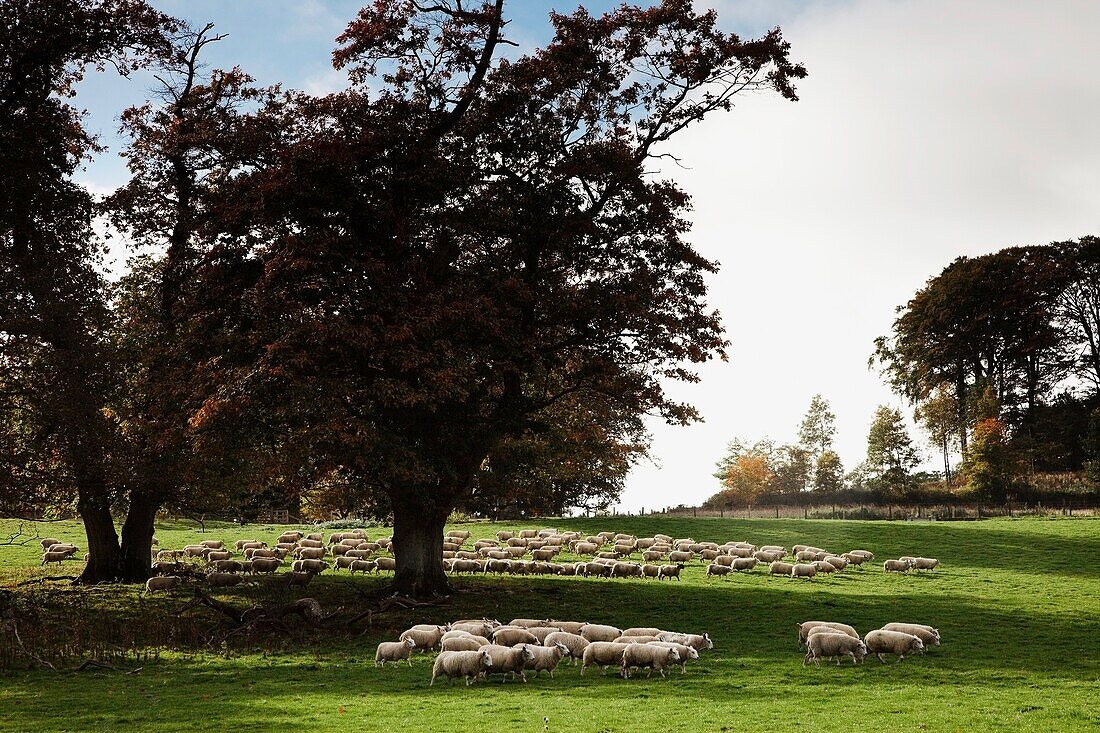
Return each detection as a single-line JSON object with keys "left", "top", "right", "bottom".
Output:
{"left": 0, "top": 516, "right": 1097, "bottom": 732}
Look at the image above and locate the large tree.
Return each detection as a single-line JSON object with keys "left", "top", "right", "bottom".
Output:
{"left": 180, "top": 0, "right": 805, "bottom": 596}
{"left": 0, "top": 0, "right": 176, "bottom": 582}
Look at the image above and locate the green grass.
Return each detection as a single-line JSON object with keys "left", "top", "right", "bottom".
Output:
{"left": 1, "top": 516, "right": 1098, "bottom": 732}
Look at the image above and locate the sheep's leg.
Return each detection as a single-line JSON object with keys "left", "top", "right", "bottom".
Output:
{"left": 877, "top": 653, "right": 886, "bottom": 664}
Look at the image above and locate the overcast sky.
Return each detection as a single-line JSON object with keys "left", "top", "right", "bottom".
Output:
{"left": 75, "top": 1, "right": 1100, "bottom": 512}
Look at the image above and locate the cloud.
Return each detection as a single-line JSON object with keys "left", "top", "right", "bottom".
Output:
{"left": 619, "top": 0, "right": 1100, "bottom": 511}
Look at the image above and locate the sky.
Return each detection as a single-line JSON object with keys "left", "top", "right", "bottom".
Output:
{"left": 74, "top": 1, "right": 1100, "bottom": 512}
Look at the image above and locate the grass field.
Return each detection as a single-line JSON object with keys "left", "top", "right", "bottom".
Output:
{"left": 0, "top": 516, "right": 1097, "bottom": 732}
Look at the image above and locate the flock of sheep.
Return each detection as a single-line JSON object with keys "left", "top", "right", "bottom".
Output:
{"left": 798, "top": 620, "right": 941, "bottom": 665}
{"left": 375, "top": 617, "right": 713, "bottom": 686}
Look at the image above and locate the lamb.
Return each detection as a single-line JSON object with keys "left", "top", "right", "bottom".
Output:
{"left": 375, "top": 638, "right": 417, "bottom": 666}
{"left": 864, "top": 629, "right": 925, "bottom": 663}
{"left": 144, "top": 575, "right": 181, "bottom": 595}
{"left": 579, "top": 624, "right": 623, "bottom": 642}
{"left": 657, "top": 564, "right": 684, "bottom": 581}
{"left": 791, "top": 563, "right": 817, "bottom": 580}
{"left": 399, "top": 626, "right": 447, "bottom": 651}
{"left": 284, "top": 571, "right": 316, "bottom": 587}
{"left": 518, "top": 643, "right": 570, "bottom": 678}
{"left": 912, "top": 557, "right": 940, "bottom": 571}
{"left": 249, "top": 557, "right": 283, "bottom": 574}
{"left": 797, "top": 621, "right": 860, "bottom": 648}
{"left": 804, "top": 632, "right": 868, "bottom": 665}
{"left": 622, "top": 626, "right": 663, "bottom": 637}
{"left": 732, "top": 557, "right": 758, "bottom": 571}
{"left": 492, "top": 627, "right": 540, "bottom": 646}
{"left": 656, "top": 631, "right": 713, "bottom": 651}
{"left": 884, "top": 559, "right": 912, "bottom": 573}
{"left": 581, "top": 642, "right": 630, "bottom": 676}
{"left": 481, "top": 644, "right": 534, "bottom": 682}
{"left": 206, "top": 572, "right": 242, "bottom": 588}
{"left": 769, "top": 561, "right": 795, "bottom": 576}
{"left": 543, "top": 631, "right": 589, "bottom": 665}
{"left": 621, "top": 643, "right": 679, "bottom": 678}
{"left": 881, "top": 623, "right": 940, "bottom": 646}
{"left": 431, "top": 649, "right": 494, "bottom": 686}
{"left": 706, "top": 564, "right": 732, "bottom": 578}
{"left": 648, "top": 641, "right": 699, "bottom": 673}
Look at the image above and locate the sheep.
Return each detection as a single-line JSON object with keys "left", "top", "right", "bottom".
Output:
{"left": 206, "top": 572, "right": 242, "bottom": 588}
{"left": 547, "top": 620, "right": 587, "bottom": 635}
{"left": 531, "top": 548, "right": 559, "bottom": 561}
{"left": 205, "top": 550, "right": 232, "bottom": 562}
{"left": 249, "top": 557, "right": 283, "bottom": 574}
{"left": 201, "top": 540, "right": 225, "bottom": 550}
{"left": 797, "top": 621, "right": 860, "bottom": 648}
{"left": 864, "top": 629, "right": 925, "bottom": 663}
{"left": 41, "top": 551, "right": 71, "bottom": 567}
{"left": 291, "top": 558, "right": 329, "bottom": 573}
{"left": 881, "top": 623, "right": 941, "bottom": 646}
{"left": 581, "top": 642, "right": 630, "bottom": 676}
{"left": 46, "top": 543, "right": 77, "bottom": 556}
{"left": 668, "top": 550, "right": 693, "bottom": 564}
{"left": 543, "top": 631, "right": 589, "bottom": 665}
{"left": 295, "top": 547, "right": 326, "bottom": 560}
{"left": 841, "top": 552, "right": 867, "bottom": 566}
{"left": 492, "top": 627, "right": 539, "bottom": 646}
{"left": 239, "top": 541, "right": 266, "bottom": 551}
{"left": 580, "top": 623, "right": 623, "bottom": 643}
{"left": 654, "top": 533, "right": 673, "bottom": 543}
{"left": 298, "top": 538, "right": 324, "bottom": 549}
{"left": 334, "top": 555, "right": 357, "bottom": 571}
{"left": 648, "top": 641, "right": 699, "bottom": 673}
{"left": 481, "top": 644, "right": 534, "bottom": 683}
{"left": 39, "top": 538, "right": 62, "bottom": 551}
{"left": 848, "top": 549, "right": 874, "bottom": 560}
{"left": 769, "top": 561, "right": 795, "bottom": 576}
{"left": 824, "top": 555, "right": 848, "bottom": 570}
{"left": 375, "top": 557, "right": 396, "bottom": 572}
{"left": 581, "top": 561, "right": 610, "bottom": 577}
{"left": 211, "top": 559, "right": 245, "bottom": 573}
{"left": 621, "top": 643, "right": 679, "bottom": 678}
{"left": 526, "top": 627, "right": 564, "bottom": 644}
{"left": 804, "top": 632, "right": 868, "bottom": 666}
{"left": 732, "top": 557, "right": 759, "bottom": 572}
{"left": 431, "top": 649, "right": 493, "bottom": 686}
{"left": 912, "top": 557, "right": 940, "bottom": 571}
{"left": 790, "top": 563, "right": 817, "bottom": 580}
{"left": 657, "top": 564, "right": 684, "bottom": 581}
{"left": 760, "top": 545, "right": 786, "bottom": 554}
{"left": 284, "top": 571, "right": 316, "bottom": 587}
{"left": 400, "top": 626, "right": 447, "bottom": 652}
{"left": 639, "top": 564, "right": 662, "bottom": 579}
{"left": 725, "top": 547, "right": 754, "bottom": 558}
{"left": 441, "top": 636, "right": 487, "bottom": 652}
{"left": 495, "top": 531, "right": 514, "bottom": 541}
{"left": 304, "top": 533, "right": 323, "bottom": 542}
{"left": 275, "top": 542, "right": 297, "bottom": 553}
{"left": 517, "top": 642, "right": 569, "bottom": 678}
{"left": 612, "top": 562, "right": 643, "bottom": 578}
{"left": 374, "top": 638, "right": 417, "bottom": 667}
{"left": 276, "top": 531, "right": 302, "bottom": 544}
{"left": 795, "top": 550, "right": 819, "bottom": 562}
{"left": 813, "top": 560, "right": 837, "bottom": 574}
{"left": 144, "top": 575, "right": 181, "bottom": 595}
{"left": 622, "top": 626, "right": 663, "bottom": 637}
{"left": 508, "top": 618, "right": 552, "bottom": 628}
{"left": 614, "top": 635, "right": 659, "bottom": 645}
{"left": 656, "top": 631, "right": 713, "bottom": 651}
{"left": 349, "top": 560, "right": 377, "bottom": 574}
{"left": 705, "top": 564, "right": 732, "bottom": 578}
{"left": 152, "top": 561, "right": 189, "bottom": 575}
{"left": 754, "top": 550, "right": 785, "bottom": 563}
{"left": 884, "top": 559, "right": 912, "bottom": 573}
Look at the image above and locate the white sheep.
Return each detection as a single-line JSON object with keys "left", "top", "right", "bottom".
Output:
{"left": 39, "top": 538, "right": 62, "bottom": 551}
{"left": 864, "top": 629, "right": 925, "bottom": 663}
{"left": 656, "top": 631, "right": 712, "bottom": 651}
{"left": 657, "top": 564, "right": 684, "bottom": 581}
{"left": 349, "top": 560, "right": 377, "bottom": 574}
{"left": 518, "top": 643, "right": 570, "bottom": 678}
{"left": 249, "top": 557, "right": 282, "bottom": 574}
{"left": 200, "top": 540, "right": 225, "bottom": 550}
{"left": 399, "top": 626, "right": 447, "bottom": 651}
{"left": 912, "top": 557, "right": 940, "bottom": 571}
{"left": 769, "top": 561, "right": 795, "bottom": 576}
{"left": 804, "top": 632, "right": 867, "bottom": 665}
{"left": 481, "top": 644, "right": 534, "bottom": 682}
{"left": 797, "top": 621, "right": 859, "bottom": 648}
{"left": 791, "top": 563, "right": 817, "bottom": 580}
{"left": 144, "top": 575, "right": 181, "bottom": 595}
{"left": 206, "top": 572, "right": 242, "bottom": 588}
{"left": 431, "top": 649, "right": 493, "bottom": 686}
{"left": 492, "top": 627, "right": 539, "bottom": 646}
{"left": 621, "top": 643, "right": 679, "bottom": 678}
{"left": 547, "top": 620, "right": 588, "bottom": 635}
{"left": 581, "top": 642, "right": 630, "bottom": 676}
{"left": 41, "top": 551, "right": 70, "bottom": 567}
{"left": 441, "top": 636, "right": 487, "bottom": 652}
{"left": 579, "top": 624, "right": 623, "bottom": 642}
{"left": 375, "top": 638, "right": 417, "bottom": 666}
{"left": 732, "top": 557, "right": 758, "bottom": 572}
{"left": 884, "top": 559, "right": 912, "bottom": 573}
{"left": 291, "top": 558, "right": 329, "bottom": 573}
{"left": 543, "top": 631, "right": 589, "bottom": 665}
{"left": 647, "top": 641, "right": 698, "bottom": 673}
{"left": 881, "top": 623, "right": 940, "bottom": 646}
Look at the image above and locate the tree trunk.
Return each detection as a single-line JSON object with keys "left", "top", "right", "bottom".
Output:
{"left": 390, "top": 502, "right": 451, "bottom": 598}
{"left": 119, "top": 490, "right": 159, "bottom": 583}
{"left": 77, "top": 489, "right": 122, "bottom": 584}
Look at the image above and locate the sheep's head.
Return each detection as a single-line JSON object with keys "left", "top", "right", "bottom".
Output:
{"left": 912, "top": 638, "right": 926, "bottom": 654}
{"left": 553, "top": 642, "right": 570, "bottom": 655}
{"left": 521, "top": 646, "right": 537, "bottom": 662}
{"left": 403, "top": 638, "right": 417, "bottom": 649}
{"left": 666, "top": 648, "right": 680, "bottom": 662}
{"left": 702, "top": 633, "right": 714, "bottom": 650}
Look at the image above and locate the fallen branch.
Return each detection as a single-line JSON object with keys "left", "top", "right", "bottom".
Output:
{"left": 17, "top": 575, "right": 78, "bottom": 587}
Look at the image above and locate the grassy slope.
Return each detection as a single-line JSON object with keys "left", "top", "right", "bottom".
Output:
{"left": 0, "top": 516, "right": 1097, "bottom": 733}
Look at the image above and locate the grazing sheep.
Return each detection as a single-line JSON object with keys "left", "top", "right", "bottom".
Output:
{"left": 791, "top": 563, "right": 817, "bottom": 580}
{"left": 882, "top": 623, "right": 940, "bottom": 646}
{"left": 144, "top": 575, "right": 181, "bottom": 595}
{"left": 349, "top": 560, "right": 377, "bottom": 574}
{"left": 912, "top": 557, "right": 940, "bottom": 571}
{"left": 621, "top": 643, "right": 679, "bottom": 678}
{"left": 400, "top": 626, "right": 447, "bottom": 652}
{"left": 284, "top": 571, "right": 316, "bottom": 588}
{"left": 249, "top": 557, "right": 283, "bottom": 574}
{"left": 884, "top": 559, "right": 912, "bottom": 573}
{"left": 482, "top": 644, "right": 534, "bottom": 683}
{"left": 769, "top": 561, "right": 795, "bottom": 576}
{"left": 580, "top": 624, "right": 623, "bottom": 643}
{"left": 431, "top": 649, "right": 494, "bottom": 686}
{"left": 543, "top": 632, "right": 589, "bottom": 665}
{"left": 797, "top": 621, "right": 860, "bottom": 648}
{"left": 864, "top": 629, "right": 925, "bottom": 663}
{"left": 518, "top": 643, "right": 570, "bottom": 678}
{"left": 206, "top": 572, "right": 242, "bottom": 588}
{"left": 581, "top": 642, "right": 630, "bottom": 676}
{"left": 804, "top": 632, "right": 868, "bottom": 666}
{"left": 291, "top": 558, "right": 329, "bottom": 573}
{"left": 648, "top": 641, "right": 698, "bottom": 673}
{"left": 656, "top": 632, "right": 713, "bottom": 651}
{"left": 732, "top": 557, "right": 759, "bottom": 572}
{"left": 492, "top": 627, "right": 539, "bottom": 646}
{"left": 657, "top": 564, "right": 684, "bottom": 581}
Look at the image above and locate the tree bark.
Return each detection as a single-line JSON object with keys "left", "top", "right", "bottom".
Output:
{"left": 77, "top": 489, "right": 122, "bottom": 584}
{"left": 119, "top": 490, "right": 159, "bottom": 583}
{"left": 390, "top": 501, "right": 451, "bottom": 598}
